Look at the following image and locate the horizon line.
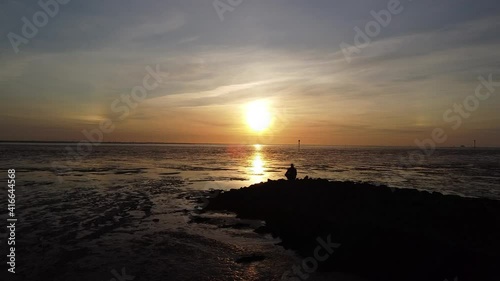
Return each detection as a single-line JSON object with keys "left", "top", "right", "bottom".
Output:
{"left": 0, "top": 140, "right": 498, "bottom": 148}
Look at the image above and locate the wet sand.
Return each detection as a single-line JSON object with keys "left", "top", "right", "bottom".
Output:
{"left": 3, "top": 173, "right": 499, "bottom": 281}
{"left": 1, "top": 177, "right": 299, "bottom": 281}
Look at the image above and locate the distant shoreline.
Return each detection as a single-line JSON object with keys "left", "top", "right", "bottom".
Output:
{"left": 0, "top": 140, "right": 498, "bottom": 148}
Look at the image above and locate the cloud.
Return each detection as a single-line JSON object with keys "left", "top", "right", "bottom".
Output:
{"left": 0, "top": 1, "right": 499, "bottom": 144}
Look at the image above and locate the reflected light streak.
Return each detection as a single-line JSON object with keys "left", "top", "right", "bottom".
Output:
{"left": 248, "top": 152, "right": 267, "bottom": 183}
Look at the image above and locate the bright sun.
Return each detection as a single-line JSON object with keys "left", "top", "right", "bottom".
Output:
{"left": 246, "top": 100, "right": 272, "bottom": 132}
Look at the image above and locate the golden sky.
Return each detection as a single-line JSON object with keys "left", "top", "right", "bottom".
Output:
{"left": 1, "top": 0, "right": 500, "bottom": 146}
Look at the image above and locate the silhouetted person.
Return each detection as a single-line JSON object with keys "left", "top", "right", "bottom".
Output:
{"left": 285, "top": 164, "right": 297, "bottom": 180}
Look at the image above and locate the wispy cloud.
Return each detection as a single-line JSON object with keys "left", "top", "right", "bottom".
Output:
{"left": 0, "top": 0, "right": 499, "bottom": 145}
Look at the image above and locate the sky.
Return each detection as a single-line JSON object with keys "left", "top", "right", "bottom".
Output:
{"left": 1, "top": 0, "right": 500, "bottom": 146}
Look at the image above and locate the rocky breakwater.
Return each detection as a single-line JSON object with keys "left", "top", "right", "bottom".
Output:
{"left": 206, "top": 178, "right": 500, "bottom": 281}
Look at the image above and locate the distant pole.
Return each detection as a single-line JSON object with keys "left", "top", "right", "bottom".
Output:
{"left": 474, "top": 140, "right": 476, "bottom": 149}
{"left": 298, "top": 140, "right": 300, "bottom": 152}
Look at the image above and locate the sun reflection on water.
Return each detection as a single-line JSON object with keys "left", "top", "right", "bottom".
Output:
{"left": 252, "top": 154, "right": 264, "bottom": 175}
{"left": 248, "top": 145, "right": 268, "bottom": 183}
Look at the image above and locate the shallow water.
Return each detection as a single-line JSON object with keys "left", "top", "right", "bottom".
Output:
{"left": 0, "top": 144, "right": 499, "bottom": 280}
{"left": 2, "top": 143, "right": 499, "bottom": 198}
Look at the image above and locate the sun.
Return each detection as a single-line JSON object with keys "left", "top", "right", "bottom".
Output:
{"left": 246, "top": 100, "right": 272, "bottom": 132}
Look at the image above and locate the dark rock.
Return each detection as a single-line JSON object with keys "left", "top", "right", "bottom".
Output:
{"left": 219, "top": 223, "right": 251, "bottom": 229}
{"left": 254, "top": 225, "right": 271, "bottom": 234}
{"left": 188, "top": 216, "right": 212, "bottom": 224}
{"left": 206, "top": 178, "right": 500, "bottom": 281}
{"left": 235, "top": 254, "right": 266, "bottom": 264}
